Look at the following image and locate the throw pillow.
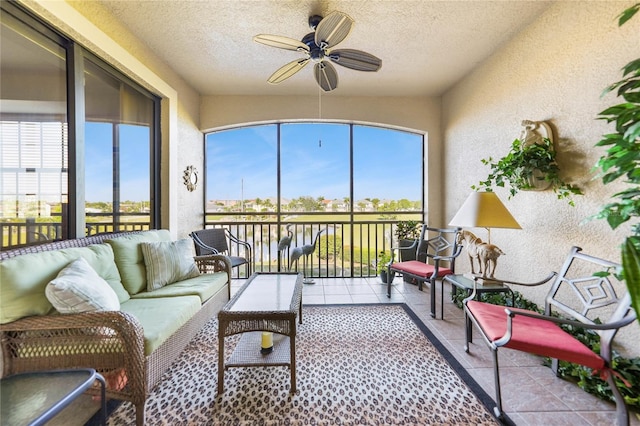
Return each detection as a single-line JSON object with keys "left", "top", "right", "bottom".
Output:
{"left": 141, "top": 239, "right": 200, "bottom": 291}
{"left": 45, "top": 257, "right": 120, "bottom": 314}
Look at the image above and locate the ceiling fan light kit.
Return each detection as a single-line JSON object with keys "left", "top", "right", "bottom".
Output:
{"left": 253, "top": 11, "right": 382, "bottom": 92}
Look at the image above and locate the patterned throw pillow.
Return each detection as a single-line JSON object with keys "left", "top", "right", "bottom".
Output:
{"left": 141, "top": 239, "right": 200, "bottom": 291}
{"left": 45, "top": 257, "right": 120, "bottom": 313}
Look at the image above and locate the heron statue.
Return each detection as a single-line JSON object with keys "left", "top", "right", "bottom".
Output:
{"left": 277, "top": 224, "right": 294, "bottom": 271}
{"left": 289, "top": 229, "right": 325, "bottom": 283}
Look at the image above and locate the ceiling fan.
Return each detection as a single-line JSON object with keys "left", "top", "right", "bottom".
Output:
{"left": 253, "top": 11, "right": 382, "bottom": 92}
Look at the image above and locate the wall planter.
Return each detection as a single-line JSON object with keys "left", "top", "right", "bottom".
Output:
{"left": 473, "top": 120, "right": 583, "bottom": 206}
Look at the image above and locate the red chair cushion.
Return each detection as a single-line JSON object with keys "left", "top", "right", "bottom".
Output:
{"left": 390, "top": 260, "right": 452, "bottom": 279}
{"left": 466, "top": 300, "right": 604, "bottom": 370}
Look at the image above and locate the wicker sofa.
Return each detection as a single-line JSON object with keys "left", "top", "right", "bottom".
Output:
{"left": 0, "top": 230, "right": 232, "bottom": 425}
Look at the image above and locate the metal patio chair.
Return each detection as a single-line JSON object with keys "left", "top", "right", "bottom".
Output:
{"left": 463, "top": 246, "right": 636, "bottom": 425}
{"left": 190, "top": 228, "right": 252, "bottom": 277}
{"left": 388, "top": 225, "right": 462, "bottom": 318}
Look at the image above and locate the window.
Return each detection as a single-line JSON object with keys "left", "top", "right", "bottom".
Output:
{"left": 84, "top": 60, "right": 155, "bottom": 233}
{"left": 205, "top": 123, "right": 423, "bottom": 278}
{"left": 0, "top": 3, "right": 160, "bottom": 249}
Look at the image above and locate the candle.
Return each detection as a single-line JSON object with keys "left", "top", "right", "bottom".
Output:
{"left": 261, "top": 332, "right": 273, "bottom": 354}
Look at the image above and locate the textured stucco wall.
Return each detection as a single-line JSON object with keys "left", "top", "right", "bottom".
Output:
{"left": 21, "top": 0, "right": 204, "bottom": 240}
{"left": 201, "top": 95, "right": 445, "bottom": 225}
{"left": 443, "top": 1, "right": 639, "bottom": 354}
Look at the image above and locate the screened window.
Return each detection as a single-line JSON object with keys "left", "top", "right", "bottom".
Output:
{"left": 204, "top": 123, "right": 424, "bottom": 278}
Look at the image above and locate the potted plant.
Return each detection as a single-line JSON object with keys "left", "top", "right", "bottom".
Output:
{"left": 473, "top": 137, "right": 583, "bottom": 206}
{"left": 592, "top": 3, "right": 640, "bottom": 323}
{"left": 394, "top": 220, "right": 421, "bottom": 262}
{"left": 377, "top": 251, "right": 394, "bottom": 284}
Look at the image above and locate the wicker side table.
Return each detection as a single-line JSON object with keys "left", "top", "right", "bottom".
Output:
{"left": 217, "top": 272, "right": 303, "bottom": 395}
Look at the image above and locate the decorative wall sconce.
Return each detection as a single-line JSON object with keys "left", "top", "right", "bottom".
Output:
{"left": 520, "top": 119, "right": 553, "bottom": 146}
{"left": 473, "top": 119, "right": 583, "bottom": 205}
{"left": 183, "top": 166, "right": 198, "bottom": 192}
{"left": 519, "top": 120, "right": 553, "bottom": 191}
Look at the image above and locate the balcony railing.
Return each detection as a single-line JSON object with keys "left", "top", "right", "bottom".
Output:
{"left": 1, "top": 213, "right": 421, "bottom": 280}
{"left": 204, "top": 214, "right": 419, "bottom": 279}
{"left": 0, "top": 215, "right": 150, "bottom": 250}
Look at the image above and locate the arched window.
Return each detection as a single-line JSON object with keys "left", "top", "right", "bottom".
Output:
{"left": 205, "top": 122, "right": 424, "bottom": 278}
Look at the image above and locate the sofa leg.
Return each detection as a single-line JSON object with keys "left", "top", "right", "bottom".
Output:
{"left": 135, "top": 402, "right": 146, "bottom": 426}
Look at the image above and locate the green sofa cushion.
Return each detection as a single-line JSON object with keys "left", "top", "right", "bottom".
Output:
{"left": 106, "top": 230, "right": 171, "bottom": 295}
{"left": 119, "top": 295, "right": 201, "bottom": 355}
{"left": 0, "top": 244, "right": 128, "bottom": 324}
{"left": 130, "top": 272, "right": 228, "bottom": 303}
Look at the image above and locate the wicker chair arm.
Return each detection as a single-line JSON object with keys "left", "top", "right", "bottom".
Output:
{"left": 195, "top": 254, "right": 232, "bottom": 275}
{"left": 0, "top": 310, "right": 146, "bottom": 400}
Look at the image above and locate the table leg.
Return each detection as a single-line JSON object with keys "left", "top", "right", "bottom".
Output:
{"left": 290, "top": 330, "right": 296, "bottom": 393}
{"left": 217, "top": 331, "right": 225, "bottom": 395}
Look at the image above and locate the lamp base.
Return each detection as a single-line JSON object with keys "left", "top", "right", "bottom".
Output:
{"left": 260, "top": 346, "right": 273, "bottom": 355}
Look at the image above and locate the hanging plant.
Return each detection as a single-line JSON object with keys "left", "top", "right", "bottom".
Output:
{"left": 473, "top": 136, "right": 583, "bottom": 206}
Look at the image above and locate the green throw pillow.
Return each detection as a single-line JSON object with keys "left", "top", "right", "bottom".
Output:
{"left": 45, "top": 257, "right": 120, "bottom": 314}
{"left": 106, "top": 230, "right": 171, "bottom": 295}
{"left": 141, "top": 239, "right": 200, "bottom": 291}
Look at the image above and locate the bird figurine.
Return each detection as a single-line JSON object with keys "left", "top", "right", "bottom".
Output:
{"left": 289, "top": 229, "right": 325, "bottom": 282}
{"left": 277, "top": 224, "right": 294, "bottom": 271}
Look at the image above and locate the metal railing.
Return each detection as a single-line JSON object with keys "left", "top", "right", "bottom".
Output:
{"left": 1, "top": 215, "right": 150, "bottom": 250}
{"left": 1, "top": 214, "right": 421, "bottom": 280}
{"left": 204, "top": 215, "right": 418, "bottom": 279}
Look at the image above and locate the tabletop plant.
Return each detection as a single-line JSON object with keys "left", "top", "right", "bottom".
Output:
{"left": 592, "top": 3, "right": 640, "bottom": 323}
{"left": 473, "top": 137, "right": 583, "bottom": 205}
{"left": 394, "top": 220, "right": 421, "bottom": 241}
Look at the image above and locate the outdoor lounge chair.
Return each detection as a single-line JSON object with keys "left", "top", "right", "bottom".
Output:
{"left": 190, "top": 228, "right": 252, "bottom": 277}
{"left": 463, "top": 246, "right": 637, "bottom": 425}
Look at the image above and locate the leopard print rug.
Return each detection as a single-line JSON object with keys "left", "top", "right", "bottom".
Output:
{"left": 103, "top": 304, "right": 498, "bottom": 425}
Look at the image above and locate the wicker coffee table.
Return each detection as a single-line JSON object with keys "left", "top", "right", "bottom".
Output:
{"left": 217, "top": 272, "right": 303, "bottom": 395}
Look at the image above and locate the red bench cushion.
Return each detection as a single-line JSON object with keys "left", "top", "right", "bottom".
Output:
{"left": 390, "top": 260, "right": 452, "bottom": 279}
{"left": 466, "top": 300, "right": 604, "bottom": 370}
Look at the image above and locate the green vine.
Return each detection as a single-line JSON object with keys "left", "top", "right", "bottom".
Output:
{"left": 473, "top": 138, "right": 583, "bottom": 205}
{"left": 451, "top": 290, "right": 640, "bottom": 410}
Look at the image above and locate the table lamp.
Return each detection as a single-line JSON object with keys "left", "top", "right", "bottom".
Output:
{"left": 448, "top": 191, "right": 521, "bottom": 243}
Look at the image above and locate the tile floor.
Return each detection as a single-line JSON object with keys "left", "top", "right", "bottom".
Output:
{"left": 230, "top": 275, "right": 640, "bottom": 426}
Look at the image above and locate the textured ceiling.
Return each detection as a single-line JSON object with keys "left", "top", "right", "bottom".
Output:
{"left": 96, "top": 0, "right": 553, "bottom": 97}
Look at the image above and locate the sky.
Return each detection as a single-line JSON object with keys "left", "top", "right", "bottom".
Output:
{"left": 206, "top": 123, "right": 423, "bottom": 202}
{"left": 85, "top": 123, "right": 150, "bottom": 202}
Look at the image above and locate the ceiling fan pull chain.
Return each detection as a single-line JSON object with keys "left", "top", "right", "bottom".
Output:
{"left": 318, "top": 84, "right": 322, "bottom": 148}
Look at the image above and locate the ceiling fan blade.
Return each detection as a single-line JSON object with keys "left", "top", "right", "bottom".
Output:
{"left": 254, "top": 34, "right": 310, "bottom": 53}
{"left": 314, "top": 62, "right": 338, "bottom": 92}
{"left": 329, "top": 49, "right": 382, "bottom": 72}
{"left": 315, "top": 11, "right": 353, "bottom": 49}
{"left": 268, "top": 58, "right": 310, "bottom": 84}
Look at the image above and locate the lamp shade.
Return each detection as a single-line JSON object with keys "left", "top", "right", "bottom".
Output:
{"left": 448, "top": 192, "right": 521, "bottom": 229}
